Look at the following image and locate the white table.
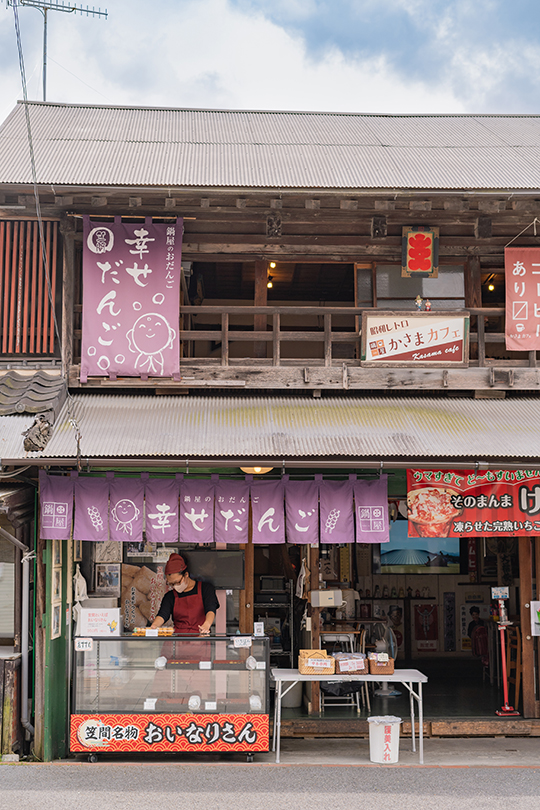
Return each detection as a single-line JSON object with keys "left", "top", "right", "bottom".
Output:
{"left": 271, "top": 667, "right": 428, "bottom": 764}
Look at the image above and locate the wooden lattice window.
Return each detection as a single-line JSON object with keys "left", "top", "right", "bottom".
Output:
{"left": 0, "top": 219, "right": 59, "bottom": 355}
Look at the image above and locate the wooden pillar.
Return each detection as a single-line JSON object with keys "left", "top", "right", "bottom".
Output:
{"left": 519, "top": 537, "right": 537, "bottom": 718}
{"left": 309, "top": 544, "right": 320, "bottom": 713}
{"left": 239, "top": 506, "right": 254, "bottom": 634}
{"left": 33, "top": 512, "right": 46, "bottom": 760}
{"left": 60, "top": 216, "right": 75, "bottom": 378}
{"left": 253, "top": 260, "right": 267, "bottom": 359}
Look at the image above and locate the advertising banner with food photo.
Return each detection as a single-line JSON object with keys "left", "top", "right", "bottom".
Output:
{"left": 361, "top": 311, "right": 469, "bottom": 366}
{"left": 407, "top": 469, "right": 540, "bottom": 538}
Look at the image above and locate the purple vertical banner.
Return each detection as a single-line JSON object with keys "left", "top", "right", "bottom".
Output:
{"left": 320, "top": 480, "right": 354, "bottom": 543}
{"left": 145, "top": 478, "right": 180, "bottom": 544}
{"left": 73, "top": 477, "right": 109, "bottom": 541}
{"left": 39, "top": 471, "right": 74, "bottom": 540}
{"left": 80, "top": 216, "right": 183, "bottom": 381}
{"left": 109, "top": 478, "right": 144, "bottom": 542}
{"left": 215, "top": 480, "right": 250, "bottom": 544}
{"left": 251, "top": 480, "right": 285, "bottom": 544}
{"left": 179, "top": 480, "right": 215, "bottom": 544}
{"left": 354, "top": 476, "right": 389, "bottom": 543}
{"left": 285, "top": 479, "right": 319, "bottom": 545}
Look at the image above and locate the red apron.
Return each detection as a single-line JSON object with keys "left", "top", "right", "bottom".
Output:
{"left": 172, "top": 581, "right": 207, "bottom": 635}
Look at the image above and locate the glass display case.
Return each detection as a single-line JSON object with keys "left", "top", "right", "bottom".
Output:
{"left": 70, "top": 635, "right": 269, "bottom": 759}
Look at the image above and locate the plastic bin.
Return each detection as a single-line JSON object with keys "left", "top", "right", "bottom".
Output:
{"left": 367, "top": 715, "right": 402, "bottom": 763}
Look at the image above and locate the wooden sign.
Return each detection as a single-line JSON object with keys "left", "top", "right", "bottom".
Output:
{"left": 402, "top": 227, "right": 439, "bottom": 277}
{"left": 361, "top": 310, "right": 469, "bottom": 366}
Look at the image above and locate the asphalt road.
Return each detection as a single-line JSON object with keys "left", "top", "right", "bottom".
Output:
{"left": 1, "top": 763, "right": 540, "bottom": 810}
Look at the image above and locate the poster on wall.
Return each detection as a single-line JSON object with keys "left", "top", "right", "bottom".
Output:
{"left": 460, "top": 603, "right": 491, "bottom": 651}
{"left": 80, "top": 216, "right": 183, "bottom": 381}
{"left": 505, "top": 247, "right": 540, "bottom": 351}
{"left": 381, "top": 520, "right": 460, "bottom": 574}
{"left": 121, "top": 563, "right": 168, "bottom": 630}
{"left": 414, "top": 603, "right": 438, "bottom": 651}
{"left": 408, "top": 469, "right": 540, "bottom": 538}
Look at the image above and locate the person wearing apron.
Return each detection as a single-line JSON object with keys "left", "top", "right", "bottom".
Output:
{"left": 150, "top": 554, "right": 220, "bottom": 703}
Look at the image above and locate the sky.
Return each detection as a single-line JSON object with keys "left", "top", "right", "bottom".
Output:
{"left": 1, "top": 0, "right": 540, "bottom": 125}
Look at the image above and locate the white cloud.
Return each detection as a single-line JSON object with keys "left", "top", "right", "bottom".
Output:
{"left": 1, "top": 0, "right": 465, "bottom": 127}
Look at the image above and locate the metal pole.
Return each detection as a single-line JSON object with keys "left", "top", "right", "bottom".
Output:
{"left": 42, "top": 7, "right": 47, "bottom": 101}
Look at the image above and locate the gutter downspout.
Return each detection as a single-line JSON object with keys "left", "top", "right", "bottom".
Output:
{"left": 0, "top": 525, "right": 35, "bottom": 736}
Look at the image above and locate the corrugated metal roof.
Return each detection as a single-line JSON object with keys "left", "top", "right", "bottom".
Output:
{"left": 2, "top": 395, "right": 540, "bottom": 462}
{"left": 4, "top": 102, "right": 540, "bottom": 189}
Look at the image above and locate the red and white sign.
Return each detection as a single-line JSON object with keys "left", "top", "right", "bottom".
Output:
{"left": 408, "top": 469, "right": 540, "bottom": 537}
{"left": 505, "top": 247, "right": 540, "bottom": 351}
{"left": 362, "top": 312, "right": 468, "bottom": 365}
{"left": 70, "top": 713, "right": 269, "bottom": 752}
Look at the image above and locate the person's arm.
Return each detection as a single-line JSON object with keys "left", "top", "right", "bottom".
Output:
{"left": 198, "top": 611, "right": 215, "bottom": 635}
{"left": 199, "top": 583, "right": 220, "bottom": 634}
{"left": 150, "top": 591, "right": 174, "bottom": 629}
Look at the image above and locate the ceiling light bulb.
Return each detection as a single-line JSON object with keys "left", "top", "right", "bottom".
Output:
{"left": 488, "top": 284, "right": 495, "bottom": 291}
{"left": 267, "top": 280, "right": 273, "bottom": 288}
{"left": 269, "top": 262, "right": 276, "bottom": 269}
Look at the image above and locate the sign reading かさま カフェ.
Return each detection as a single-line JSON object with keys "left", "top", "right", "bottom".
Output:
{"left": 361, "top": 312, "right": 469, "bottom": 366}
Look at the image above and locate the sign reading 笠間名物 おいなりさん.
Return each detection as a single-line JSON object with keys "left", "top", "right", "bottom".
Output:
{"left": 361, "top": 312, "right": 469, "bottom": 366}
{"left": 407, "top": 469, "right": 540, "bottom": 538}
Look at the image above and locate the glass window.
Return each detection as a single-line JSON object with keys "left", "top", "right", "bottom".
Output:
{"left": 376, "top": 265, "right": 465, "bottom": 310}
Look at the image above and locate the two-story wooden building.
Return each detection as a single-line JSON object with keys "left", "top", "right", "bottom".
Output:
{"left": 3, "top": 102, "right": 540, "bottom": 759}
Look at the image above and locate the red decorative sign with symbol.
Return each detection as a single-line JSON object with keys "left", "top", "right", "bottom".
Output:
{"left": 402, "top": 227, "right": 439, "bottom": 277}
{"left": 70, "top": 713, "right": 269, "bottom": 753}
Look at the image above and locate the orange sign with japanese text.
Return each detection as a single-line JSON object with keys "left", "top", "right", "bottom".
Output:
{"left": 70, "top": 713, "right": 269, "bottom": 752}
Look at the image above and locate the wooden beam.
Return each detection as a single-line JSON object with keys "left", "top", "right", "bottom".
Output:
{"left": 60, "top": 216, "right": 75, "bottom": 377}
{"left": 464, "top": 256, "right": 482, "bottom": 309}
{"left": 309, "top": 543, "right": 320, "bottom": 713}
{"left": 519, "top": 537, "right": 537, "bottom": 718}
{"left": 253, "top": 260, "right": 267, "bottom": 359}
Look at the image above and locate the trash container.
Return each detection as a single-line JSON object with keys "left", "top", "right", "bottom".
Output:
{"left": 367, "top": 716, "right": 402, "bottom": 764}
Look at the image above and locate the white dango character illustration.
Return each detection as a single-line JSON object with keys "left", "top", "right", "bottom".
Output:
{"left": 111, "top": 499, "right": 140, "bottom": 535}
{"left": 127, "top": 312, "right": 176, "bottom": 374}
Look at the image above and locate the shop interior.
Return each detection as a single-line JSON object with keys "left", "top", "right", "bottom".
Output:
{"left": 75, "top": 468, "right": 520, "bottom": 723}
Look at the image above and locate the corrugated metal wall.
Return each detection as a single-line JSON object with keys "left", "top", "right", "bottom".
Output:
{"left": 0, "top": 220, "right": 58, "bottom": 355}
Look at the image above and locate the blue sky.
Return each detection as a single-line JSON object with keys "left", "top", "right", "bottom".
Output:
{"left": 1, "top": 0, "right": 539, "bottom": 124}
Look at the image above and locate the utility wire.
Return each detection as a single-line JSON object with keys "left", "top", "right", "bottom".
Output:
{"left": 11, "top": 1, "right": 82, "bottom": 461}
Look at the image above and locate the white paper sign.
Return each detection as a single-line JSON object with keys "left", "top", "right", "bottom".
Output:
{"left": 253, "top": 622, "right": 265, "bottom": 637}
{"left": 233, "top": 636, "right": 252, "bottom": 648}
{"left": 531, "top": 601, "right": 540, "bottom": 637}
{"left": 199, "top": 661, "right": 212, "bottom": 670}
{"left": 205, "top": 701, "right": 217, "bottom": 711}
{"left": 78, "top": 608, "right": 121, "bottom": 637}
{"left": 256, "top": 661, "right": 266, "bottom": 670}
{"left": 492, "top": 586, "right": 510, "bottom": 600}
{"left": 307, "top": 658, "right": 332, "bottom": 668}
{"left": 145, "top": 628, "right": 158, "bottom": 637}
{"left": 75, "top": 637, "right": 93, "bottom": 652}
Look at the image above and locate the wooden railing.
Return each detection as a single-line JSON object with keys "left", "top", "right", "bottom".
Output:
{"left": 177, "top": 305, "right": 537, "bottom": 368}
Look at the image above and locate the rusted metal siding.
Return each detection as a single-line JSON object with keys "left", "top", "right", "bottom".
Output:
{"left": 0, "top": 220, "right": 58, "bottom": 356}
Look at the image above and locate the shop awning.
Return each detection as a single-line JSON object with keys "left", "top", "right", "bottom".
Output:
{"left": 1, "top": 394, "right": 540, "bottom": 468}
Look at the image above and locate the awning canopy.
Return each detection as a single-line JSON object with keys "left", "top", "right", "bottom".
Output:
{"left": 1, "top": 394, "right": 540, "bottom": 468}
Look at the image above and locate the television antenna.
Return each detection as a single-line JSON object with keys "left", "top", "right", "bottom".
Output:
{"left": 7, "top": 1, "right": 108, "bottom": 101}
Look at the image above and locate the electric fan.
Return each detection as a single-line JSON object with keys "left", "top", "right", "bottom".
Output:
{"left": 371, "top": 622, "right": 401, "bottom": 697}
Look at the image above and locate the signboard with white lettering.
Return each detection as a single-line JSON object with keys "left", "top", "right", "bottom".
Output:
{"left": 361, "top": 311, "right": 469, "bottom": 366}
